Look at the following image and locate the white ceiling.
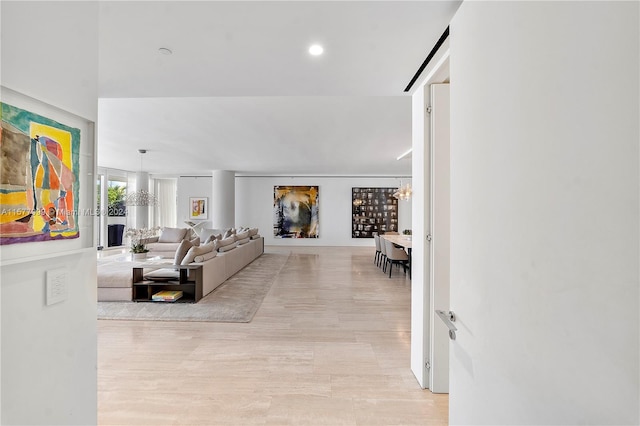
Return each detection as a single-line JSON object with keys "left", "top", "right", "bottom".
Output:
{"left": 97, "top": 1, "right": 461, "bottom": 176}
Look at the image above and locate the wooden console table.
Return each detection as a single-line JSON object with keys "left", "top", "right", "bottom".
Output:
{"left": 132, "top": 264, "right": 203, "bottom": 303}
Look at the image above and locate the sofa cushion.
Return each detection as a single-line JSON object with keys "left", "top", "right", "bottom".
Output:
{"left": 159, "top": 227, "right": 188, "bottom": 243}
{"left": 248, "top": 228, "right": 259, "bottom": 237}
{"left": 237, "top": 237, "right": 250, "bottom": 245}
{"left": 218, "top": 241, "right": 238, "bottom": 252}
{"left": 236, "top": 230, "right": 250, "bottom": 240}
{"left": 208, "top": 239, "right": 220, "bottom": 251}
{"left": 144, "top": 268, "right": 180, "bottom": 281}
{"left": 199, "top": 228, "right": 223, "bottom": 242}
{"left": 194, "top": 251, "right": 218, "bottom": 263}
{"left": 181, "top": 242, "right": 215, "bottom": 265}
{"left": 218, "top": 236, "right": 235, "bottom": 249}
{"left": 204, "top": 234, "right": 222, "bottom": 245}
{"left": 173, "top": 239, "right": 193, "bottom": 265}
{"left": 250, "top": 234, "right": 261, "bottom": 240}
{"left": 190, "top": 236, "right": 201, "bottom": 246}
{"left": 146, "top": 242, "right": 182, "bottom": 255}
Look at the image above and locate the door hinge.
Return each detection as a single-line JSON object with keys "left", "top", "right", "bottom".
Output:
{"left": 426, "top": 105, "right": 432, "bottom": 114}
{"left": 426, "top": 360, "right": 431, "bottom": 370}
{"left": 426, "top": 234, "right": 432, "bottom": 242}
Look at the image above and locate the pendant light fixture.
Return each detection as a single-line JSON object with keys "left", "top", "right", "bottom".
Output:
{"left": 125, "top": 149, "right": 158, "bottom": 206}
{"left": 393, "top": 179, "right": 412, "bottom": 201}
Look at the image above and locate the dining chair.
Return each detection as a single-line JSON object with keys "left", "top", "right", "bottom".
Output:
{"left": 384, "top": 238, "right": 409, "bottom": 278}
{"left": 379, "top": 235, "right": 388, "bottom": 271}
{"left": 373, "top": 234, "right": 382, "bottom": 266}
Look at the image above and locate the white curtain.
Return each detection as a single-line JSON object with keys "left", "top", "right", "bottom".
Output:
{"left": 152, "top": 178, "right": 177, "bottom": 228}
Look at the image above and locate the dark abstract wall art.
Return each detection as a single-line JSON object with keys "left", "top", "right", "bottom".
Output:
{"left": 273, "top": 185, "right": 319, "bottom": 238}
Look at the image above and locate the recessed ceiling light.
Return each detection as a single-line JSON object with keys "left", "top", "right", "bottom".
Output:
{"left": 158, "top": 47, "right": 172, "bottom": 55}
{"left": 308, "top": 44, "right": 324, "bottom": 56}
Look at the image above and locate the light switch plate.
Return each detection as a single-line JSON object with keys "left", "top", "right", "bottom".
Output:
{"left": 46, "top": 268, "right": 68, "bottom": 305}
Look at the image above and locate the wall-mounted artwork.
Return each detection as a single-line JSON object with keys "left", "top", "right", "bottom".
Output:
{"left": 352, "top": 187, "right": 398, "bottom": 238}
{"left": 274, "top": 186, "right": 319, "bottom": 238}
{"left": 0, "top": 103, "right": 81, "bottom": 245}
{"left": 189, "top": 197, "right": 208, "bottom": 219}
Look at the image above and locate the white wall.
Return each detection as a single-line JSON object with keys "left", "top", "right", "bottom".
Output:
{"left": 236, "top": 176, "right": 411, "bottom": 246}
{"left": 1, "top": 3, "right": 98, "bottom": 120}
{"left": 0, "top": 2, "right": 98, "bottom": 424}
{"left": 1, "top": 252, "right": 97, "bottom": 424}
{"left": 449, "top": 2, "right": 639, "bottom": 424}
{"left": 176, "top": 176, "right": 213, "bottom": 229}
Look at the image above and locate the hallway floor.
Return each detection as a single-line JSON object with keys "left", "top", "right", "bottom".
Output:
{"left": 98, "top": 246, "right": 448, "bottom": 425}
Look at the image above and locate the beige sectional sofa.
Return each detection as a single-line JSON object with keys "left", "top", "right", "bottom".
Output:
{"left": 98, "top": 229, "right": 264, "bottom": 302}
{"left": 192, "top": 236, "right": 264, "bottom": 297}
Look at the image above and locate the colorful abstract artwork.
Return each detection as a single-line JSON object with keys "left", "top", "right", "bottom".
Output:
{"left": 189, "top": 197, "right": 208, "bottom": 219}
{"left": 0, "top": 103, "right": 80, "bottom": 245}
{"left": 273, "top": 186, "right": 319, "bottom": 238}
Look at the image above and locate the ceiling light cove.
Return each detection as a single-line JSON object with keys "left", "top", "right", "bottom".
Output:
{"left": 308, "top": 44, "right": 324, "bottom": 56}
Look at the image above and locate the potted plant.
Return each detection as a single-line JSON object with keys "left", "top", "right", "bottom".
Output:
{"left": 130, "top": 241, "right": 149, "bottom": 260}
{"left": 125, "top": 227, "right": 160, "bottom": 261}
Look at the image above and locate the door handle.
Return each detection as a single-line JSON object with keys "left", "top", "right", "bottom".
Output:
{"left": 435, "top": 310, "right": 457, "bottom": 340}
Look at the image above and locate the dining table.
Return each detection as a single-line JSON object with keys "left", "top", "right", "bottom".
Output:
{"left": 380, "top": 234, "right": 412, "bottom": 279}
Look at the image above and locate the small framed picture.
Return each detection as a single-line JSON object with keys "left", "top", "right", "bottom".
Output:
{"left": 189, "top": 197, "right": 208, "bottom": 219}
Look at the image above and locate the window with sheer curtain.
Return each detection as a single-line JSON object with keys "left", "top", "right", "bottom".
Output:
{"left": 152, "top": 178, "right": 177, "bottom": 228}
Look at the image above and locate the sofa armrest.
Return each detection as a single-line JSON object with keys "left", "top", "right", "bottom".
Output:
{"left": 142, "top": 236, "right": 159, "bottom": 244}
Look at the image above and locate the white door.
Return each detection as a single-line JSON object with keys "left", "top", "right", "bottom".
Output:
{"left": 429, "top": 83, "right": 451, "bottom": 393}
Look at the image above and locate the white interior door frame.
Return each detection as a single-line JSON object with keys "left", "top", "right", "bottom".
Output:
{"left": 429, "top": 82, "right": 451, "bottom": 393}
{"left": 409, "top": 46, "right": 450, "bottom": 389}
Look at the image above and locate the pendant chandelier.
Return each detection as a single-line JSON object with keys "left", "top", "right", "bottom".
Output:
{"left": 125, "top": 189, "right": 158, "bottom": 206}
{"left": 393, "top": 180, "right": 412, "bottom": 201}
{"left": 125, "top": 149, "right": 158, "bottom": 207}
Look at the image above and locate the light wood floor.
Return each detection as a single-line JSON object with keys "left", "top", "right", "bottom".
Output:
{"left": 98, "top": 246, "right": 448, "bottom": 425}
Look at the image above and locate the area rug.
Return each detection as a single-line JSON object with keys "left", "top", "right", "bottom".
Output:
{"left": 97, "top": 252, "right": 289, "bottom": 323}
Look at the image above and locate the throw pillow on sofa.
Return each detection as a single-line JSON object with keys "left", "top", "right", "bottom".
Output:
{"left": 199, "top": 228, "right": 225, "bottom": 242}
{"left": 159, "top": 227, "right": 188, "bottom": 243}
{"left": 236, "top": 230, "right": 250, "bottom": 240}
{"left": 194, "top": 251, "right": 218, "bottom": 263}
{"left": 204, "top": 234, "right": 222, "bottom": 245}
{"left": 181, "top": 242, "right": 216, "bottom": 265}
{"left": 217, "top": 236, "right": 237, "bottom": 252}
{"left": 173, "top": 239, "right": 193, "bottom": 265}
{"left": 219, "top": 241, "right": 238, "bottom": 252}
{"left": 235, "top": 230, "right": 250, "bottom": 245}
